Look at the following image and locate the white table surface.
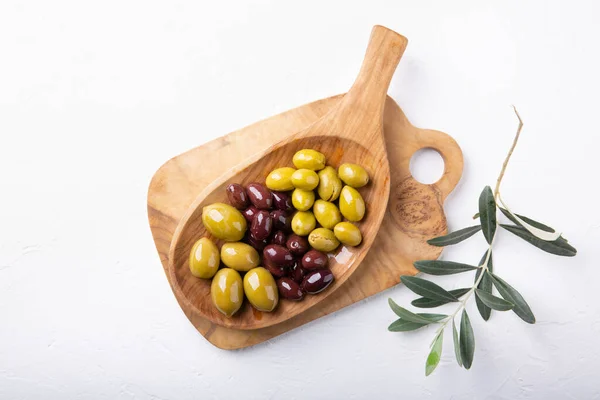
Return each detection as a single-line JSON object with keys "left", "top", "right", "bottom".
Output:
{"left": 1, "top": 1, "right": 599, "bottom": 398}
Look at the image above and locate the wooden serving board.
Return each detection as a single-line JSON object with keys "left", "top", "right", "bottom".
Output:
{"left": 147, "top": 94, "right": 463, "bottom": 349}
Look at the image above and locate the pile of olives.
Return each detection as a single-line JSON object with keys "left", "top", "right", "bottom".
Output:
{"left": 189, "top": 149, "right": 370, "bottom": 317}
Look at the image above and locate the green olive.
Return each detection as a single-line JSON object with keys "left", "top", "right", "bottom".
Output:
{"left": 243, "top": 267, "right": 279, "bottom": 312}
{"left": 292, "top": 188, "right": 315, "bottom": 211}
{"left": 313, "top": 199, "right": 342, "bottom": 229}
{"left": 211, "top": 268, "right": 243, "bottom": 317}
{"left": 334, "top": 222, "right": 362, "bottom": 247}
{"left": 291, "top": 168, "right": 319, "bottom": 191}
{"left": 317, "top": 166, "right": 342, "bottom": 201}
{"left": 188, "top": 237, "right": 220, "bottom": 279}
{"left": 338, "top": 163, "right": 369, "bottom": 188}
{"left": 308, "top": 228, "right": 340, "bottom": 252}
{"left": 202, "top": 203, "right": 247, "bottom": 241}
{"left": 220, "top": 242, "right": 260, "bottom": 272}
{"left": 292, "top": 149, "right": 326, "bottom": 171}
{"left": 291, "top": 211, "right": 316, "bottom": 236}
{"left": 266, "top": 167, "right": 296, "bottom": 191}
{"left": 339, "top": 186, "right": 366, "bottom": 222}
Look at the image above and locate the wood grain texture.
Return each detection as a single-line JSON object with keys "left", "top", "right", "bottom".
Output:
{"left": 147, "top": 95, "right": 463, "bottom": 349}
{"left": 167, "top": 26, "right": 408, "bottom": 330}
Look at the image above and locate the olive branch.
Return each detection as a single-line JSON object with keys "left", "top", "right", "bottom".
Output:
{"left": 388, "top": 106, "right": 577, "bottom": 375}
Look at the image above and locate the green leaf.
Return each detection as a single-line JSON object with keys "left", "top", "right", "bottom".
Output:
{"left": 490, "top": 274, "right": 536, "bottom": 324}
{"left": 401, "top": 276, "right": 458, "bottom": 303}
{"left": 412, "top": 288, "right": 470, "bottom": 308}
{"left": 475, "top": 251, "right": 494, "bottom": 321}
{"left": 500, "top": 224, "right": 577, "bottom": 257}
{"left": 452, "top": 319, "right": 462, "bottom": 367}
{"left": 388, "top": 319, "right": 427, "bottom": 332}
{"left": 475, "top": 289, "right": 514, "bottom": 311}
{"left": 459, "top": 310, "right": 475, "bottom": 369}
{"left": 414, "top": 260, "right": 479, "bottom": 276}
{"left": 427, "top": 225, "right": 482, "bottom": 247}
{"left": 473, "top": 212, "right": 480, "bottom": 219}
{"left": 499, "top": 207, "right": 555, "bottom": 233}
{"left": 388, "top": 298, "right": 442, "bottom": 324}
{"left": 426, "top": 332, "right": 444, "bottom": 376}
{"left": 479, "top": 186, "right": 497, "bottom": 244}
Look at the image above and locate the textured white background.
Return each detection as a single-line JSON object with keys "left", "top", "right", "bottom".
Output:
{"left": 1, "top": 0, "right": 599, "bottom": 399}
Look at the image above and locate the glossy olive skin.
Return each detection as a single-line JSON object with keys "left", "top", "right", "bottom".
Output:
{"left": 334, "top": 222, "right": 362, "bottom": 247}
{"left": 211, "top": 268, "right": 244, "bottom": 317}
{"left": 189, "top": 237, "right": 220, "bottom": 279}
{"left": 272, "top": 191, "right": 293, "bottom": 212}
{"left": 263, "top": 244, "right": 294, "bottom": 268}
{"left": 220, "top": 242, "right": 260, "bottom": 272}
{"left": 264, "top": 262, "right": 287, "bottom": 278}
{"left": 202, "top": 203, "right": 247, "bottom": 241}
{"left": 271, "top": 230, "right": 287, "bottom": 246}
{"left": 291, "top": 169, "right": 319, "bottom": 191}
{"left": 290, "top": 261, "right": 308, "bottom": 284}
{"left": 301, "top": 269, "right": 334, "bottom": 294}
{"left": 317, "top": 166, "right": 342, "bottom": 201}
{"left": 226, "top": 183, "right": 249, "bottom": 209}
{"left": 313, "top": 199, "right": 342, "bottom": 229}
{"left": 242, "top": 206, "right": 259, "bottom": 223}
{"left": 339, "top": 186, "right": 366, "bottom": 222}
{"left": 266, "top": 167, "right": 296, "bottom": 191}
{"left": 308, "top": 228, "right": 340, "bottom": 252}
{"left": 270, "top": 210, "right": 292, "bottom": 232}
{"left": 251, "top": 210, "right": 272, "bottom": 241}
{"left": 243, "top": 267, "right": 279, "bottom": 312}
{"left": 338, "top": 163, "right": 369, "bottom": 188}
{"left": 245, "top": 233, "right": 269, "bottom": 252}
{"left": 277, "top": 277, "right": 304, "bottom": 300}
{"left": 302, "top": 249, "right": 329, "bottom": 270}
{"left": 286, "top": 234, "right": 310, "bottom": 256}
{"left": 292, "top": 188, "right": 315, "bottom": 211}
{"left": 293, "top": 149, "right": 326, "bottom": 171}
{"left": 247, "top": 183, "right": 273, "bottom": 210}
{"left": 291, "top": 211, "right": 316, "bottom": 236}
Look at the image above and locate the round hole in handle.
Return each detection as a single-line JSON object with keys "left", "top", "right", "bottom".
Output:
{"left": 409, "top": 148, "right": 445, "bottom": 185}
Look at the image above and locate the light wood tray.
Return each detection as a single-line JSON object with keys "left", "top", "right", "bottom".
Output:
{"left": 147, "top": 95, "right": 463, "bottom": 349}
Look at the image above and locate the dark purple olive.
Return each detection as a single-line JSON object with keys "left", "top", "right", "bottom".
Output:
{"left": 290, "top": 260, "right": 308, "bottom": 284}
{"left": 247, "top": 183, "right": 273, "bottom": 210}
{"left": 301, "top": 269, "right": 334, "bottom": 294}
{"left": 263, "top": 244, "right": 294, "bottom": 268}
{"left": 277, "top": 277, "right": 304, "bottom": 300}
{"left": 251, "top": 210, "right": 272, "bottom": 241}
{"left": 270, "top": 210, "right": 292, "bottom": 232}
{"left": 264, "top": 262, "right": 287, "bottom": 278}
{"left": 272, "top": 191, "right": 293, "bottom": 211}
{"left": 301, "top": 249, "right": 329, "bottom": 270}
{"left": 245, "top": 233, "right": 269, "bottom": 252}
{"left": 242, "top": 206, "right": 259, "bottom": 223}
{"left": 286, "top": 234, "right": 310, "bottom": 256}
{"left": 226, "top": 183, "right": 249, "bottom": 209}
{"left": 271, "top": 230, "right": 287, "bottom": 246}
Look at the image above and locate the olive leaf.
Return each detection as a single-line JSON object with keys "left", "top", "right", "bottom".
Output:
{"left": 499, "top": 207, "right": 555, "bottom": 233}
{"left": 459, "top": 310, "right": 475, "bottom": 369}
{"left": 388, "top": 298, "right": 447, "bottom": 324}
{"left": 388, "top": 319, "right": 427, "bottom": 332}
{"left": 412, "top": 288, "right": 470, "bottom": 308}
{"left": 427, "top": 225, "right": 482, "bottom": 247}
{"left": 452, "top": 319, "right": 462, "bottom": 367}
{"left": 401, "top": 276, "right": 458, "bottom": 302}
{"left": 414, "top": 260, "right": 479, "bottom": 276}
{"left": 500, "top": 224, "right": 576, "bottom": 257}
{"left": 490, "top": 274, "right": 536, "bottom": 324}
{"left": 479, "top": 186, "right": 497, "bottom": 244}
{"left": 498, "top": 196, "right": 561, "bottom": 241}
{"left": 475, "top": 251, "right": 494, "bottom": 321}
{"left": 474, "top": 289, "right": 514, "bottom": 311}
{"left": 426, "top": 331, "right": 444, "bottom": 376}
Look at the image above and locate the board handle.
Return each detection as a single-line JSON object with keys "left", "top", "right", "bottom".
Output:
{"left": 414, "top": 129, "right": 464, "bottom": 200}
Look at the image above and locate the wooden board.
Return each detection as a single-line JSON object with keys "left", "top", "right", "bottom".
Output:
{"left": 147, "top": 94, "right": 463, "bottom": 349}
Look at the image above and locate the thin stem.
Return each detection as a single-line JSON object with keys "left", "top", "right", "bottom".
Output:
{"left": 494, "top": 106, "right": 523, "bottom": 200}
